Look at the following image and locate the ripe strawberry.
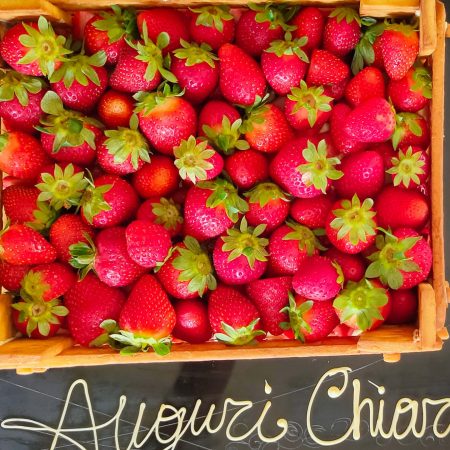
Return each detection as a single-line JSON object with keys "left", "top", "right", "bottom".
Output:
{"left": 125, "top": 220, "right": 172, "bottom": 269}
{"left": 137, "top": 8, "right": 190, "bottom": 54}
{"left": 97, "top": 90, "right": 134, "bottom": 128}
{"left": 344, "top": 67, "right": 385, "bottom": 107}
{"left": 213, "top": 218, "right": 268, "bottom": 284}
{"left": 184, "top": 178, "right": 248, "bottom": 241}
{"left": 131, "top": 156, "right": 180, "bottom": 199}
{"left": 268, "top": 222, "right": 325, "bottom": 275}
{"left": 325, "top": 247, "right": 366, "bottom": 282}
{"left": 244, "top": 182, "right": 290, "bottom": 233}
{"left": 0, "top": 224, "right": 57, "bottom": 265}
{"left": 65, "top": 273, "right": 126, "bottom": 346}
{"left": 326, "top": 195, "right": 378, "bottom": 255}
{"left": 388, "top": 66, "right": 431, "bottom": 112}
{"left": 137, "top": 197, "right": 183, "bottom": 237}
{"left": 0, "top": 262, "right": 31, "bottom": 292}
{"left": 379, "top": 24, "right": 419, "bottom": 80}
{"left": 208, "top": 285, "right": 265, "bottom": 345}
{"left": 386, "top": 289, "right": 417, "bottom": 324}
{"left": 366, "top": 228, "right": 431, "bottom": 289}
{"left": 171, "top": 41, "right": 219, "bottom": 104}
{"left": 367, "top": 141, "right": 396, "bottom": 169}
{"left": 245, "top": 276, "right": 291, "bottom": 336}
{"left": 333, "top": 279, "right": 391, "bottom": 332}
{"left": 344, "top": 97, "right": 395, "bottom": 143}
{"left": 3, "top": 185, "right": 39, "bottom": 224}
{"left": 135, "top": 85, "right": 197, "bottom": 155}
{"left": 290, "top": 195, "right": 333, "bottom": 228}
{"left": 72, "top": 11, "right": 95, "bottom": 41}
{"left": 290, "top": 7, "right": 324, "bottom": 53}
{"left": 189, "top": 6, "right": 235, "bottom": 51}
{"left": 157, "top": 236, "right": 216, "bottom": 299}
{"left": 387, "top": 146, "right": 430, "bottom": 188}
{"left": 306, "top": 49, "right": 350, "bottom": 87}
{"left": 218, "top": 43, "right": 267, "bottom": 106}
{"left": 392, "top": 112, "right": 430, "bottom": 150}
{"left": 324, "top": 8, "right": 361, "bottom": 57}
{"left": 375, "top": 186, "right": 429, "bottom": 230}
{"left": 173, "top": 299, "right": 212, "bottom": 344}
{"left": 282, "top": 294, "right": 339, "bottom": 342}
{"left": 225, "top": 149, "right": 269, "bottom": 189}
{"left": 70, "top": 226, "right": 145, "bottom": 287}
{"left": 49, "top": 214, "right": 95, "bottom": 263}
{"left": 80, "top": 175, "right": 139, "bottom": 228}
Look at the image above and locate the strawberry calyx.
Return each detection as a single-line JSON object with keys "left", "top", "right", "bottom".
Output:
{"left": 200, "top": 178, "right": 249, "bottom": 222}
{"left": 287, "top": 81, "right": 333, "bottom": 127}
{"left": 90, "top": 319, "right": 121, "bottom": 348}
{"left": 329, "top": 7, "right": 362, "bottom": 25}
{"left": 351, "top": 21, "right": 384, "bottom": 75}
{"left": 79, "top": 177, "right": 112, "bottom": 225}
{"left": 365, "top": 229, "right": 421, "bottom": 289}
{"left": 0, "top": 70, "right": 46, "bottom": 106}
{"left": 26, "top": 202, "right": 59, "bottom": 234}
{"left": 265, "top": 32, "right": 309, "bottom": 60}
{"left": 36, "top": 163, "right": 88, "bottom": 210}
{"left": 173, "top": 40, "right": 219, "bottom": 68}
{"left": 134, "top": 83, "right": 183, "bottom": 115}
{"left": 330, "top": 194, "right": 377, "bottom": 246}
{"left": 20, "top": 270, "right": 50, "bottom": 301}
{"left": 279, "top": 292, "right": 313, "bottom": 342}
{"left": 411, "top": 66, "right": 432, "bottom": 99}
{"left": 387, "top": 146, "right": 425, "bottom": 187}
{"left": 18, "top": 16, "right": 72, "bottom": 77}
{"left": 333, "top": 279, "right": 388, "bottom": 332}
{"left": 282, "top": 221, "right": 327, "bottom": 254}
{"left": 93, "top": 5, "right": 138, "bottom": 44}
{"left": 297, "top": 139, "right": 343, "bottom": 193}
{"left": 203, "top": 116, "right": 250, "bottom": 154}
{"left": 392, "top": 112, "right": 423, "bottom": 149}
{"left": 189, "top": 6, "right": 234, "bottom": 33}
{"left": 12, "top": 296, "right": 68, "bottom": 337}
{"left": 215, "top": 318, "right": 265, "bottom": 346}
{"left": 109, "top": 327, "right": 172, "bottom": 356}
{"left": 151, "top": 198, "right": 183, "bottom": 231}
{"left": 384, "top": 22, "right": 417, "bottom": 36}
{"left": 174, "top": 136, "right": 215, "bottom": 183}
{"left": 248, "top": 3, "right": 296, "bottom": 32}
{"left": 220, "top": 217, "right": 269, "bottom": 269}
{"left": 172, "top": 236, "right": 217, "bottom": 296}
{"left": 240, "top": 95, "right": 271, "bottom": 134}
{"left": 244, "top": 182, "right": 289, "bottom": 207}
{"left": 69, "top": 232, "right": 97, "bottom": 278}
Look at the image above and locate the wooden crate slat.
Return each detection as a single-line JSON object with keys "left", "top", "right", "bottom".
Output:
{"left": 0, "top": 294, "right": 13, "bottom": 342}
{"left": 0, "top": 0, "right": 71, "bottom": 23}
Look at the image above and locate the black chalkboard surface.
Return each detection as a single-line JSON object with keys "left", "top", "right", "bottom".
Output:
{"left": 1, "top": 5, "right": 450, "bottom": 450}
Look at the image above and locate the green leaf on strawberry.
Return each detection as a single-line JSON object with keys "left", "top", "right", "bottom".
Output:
{"left": 387, "top": 146, "right": 425, "bottom": 187}
{"left": 79, "top": 178, "right": 112, "bottom": 225}
{"left": 202, "top": 116, "right": 250, "bottom": 154}
{"left": 411, "top": 66, "right": 432, "bottom": 99}
{"left": 244, "top": 182, "right": 288, "bottom": 207}
{"left": 352, "top": 21, "right": 385, "bottom": 75}
{"left": 0, "top": 70, "right": 46, "bottom": 106}
{"left": 265, "top": 32, "right": 309, "bottom": 61}
{"left": 109, "top": 329, "right": 172, "bottom": 356}
{"left": 189, "top": 6, "right": 233, "bottom": 33}
{"left": 173, "top": 40, "right": 219, "bottom": 68}
{"left": 69, "top": 233, "right": 97, "bottom": 279}
{"left": 215, "top": 318, "right": 265, "bottom": 346}
{"left": 282, "top": 221, "right": 326, "bottom": 255}
{"left": 151, "top": 198, "right": 183, "bottom": 232}
{"left": 249, "top": 3, "right": 296, "bottom": 32}
{"left": 93, "top": 5, "right": 138, "bottom": 44}
{"left": 392, "top": 112, "right": 423, "bottom": 150}
{"left": 279, "top": 292, "right": 313, "bottom": 343}
{"left": 134, "top": 83, "right": 183, "bottom": 115}
{"left": 26, "top": 202, "right": 59, "bottom": 235}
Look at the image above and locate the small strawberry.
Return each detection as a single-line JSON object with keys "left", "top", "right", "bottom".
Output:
{"left": 344, "top": 66, "right": 385, "bottom": 107}
{"left": 208, "top": 285, "right": 265, "bottom": 345}
{"left": 324, "top": 8, "right": 361, "bottom": 57}
{"left": 0, "top": 262, "right": 31, "bottom": 292}
{"left": 225, "top": 149, "right": 269, "bottom": 189}
{"left": 3, "top": 185, "right": 39, "bottom": 224}
{"left": 290, "top": 195, "right": 333, "bottom": 228}
{"left": 157, "top": 236, "right": 216, "bottom": 299}
{"left": 386, "top": 146, "right": 430, "bottom": 188}
{"left": 325, "top": 247, "right": 366, "bottom": 282}
{"left": 306, "top": 49, "right": 350, "bottom": 87}
{"left": 386, "top": 289, "right": 418, "bottom": 324}
{"left": 245, "top": 276, "right": 291, "bottom": 336}
{"left": 173, "top": 299, "right": 212, "bottom": 344}
{"left": 97, "top": 90, "right": 134, "bottom": 128}
{"left": 137, "top": 197, "right": 183, "bottom": 237}
{"left": 392, "top": 112, "right": 430, "bottom": 150}
{"left": 290, "top": 7, "right": 324, "bottom": 53}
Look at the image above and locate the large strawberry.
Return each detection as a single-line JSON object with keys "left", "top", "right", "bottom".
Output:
{"left": 3, "top": 185, "right": 39, "bottom": 224}
{"left": 306, "top": 49, "right": 350, "bottom": 88}
{"left": 225, "top": 149, "right": 269, "bottom": 189}
{"left": 392, "top": 112, "right": 430, "bottom": 150}
{"left": 97, "top": 90, "right": 134, "bottom": 128}
{"left": 137, "top": 197, "right": 183, "bottom": 237}
{"left": 0, "top": 261, "right": 30, "bottom": 292}
{"left": 290, "top": 7, "right": 325, "bottom": 53}
{"left": 290, "top": 195, "right": 333, "bottom": 229}
{"left": 344, "top": 66, "right": 385, "bottom": 107}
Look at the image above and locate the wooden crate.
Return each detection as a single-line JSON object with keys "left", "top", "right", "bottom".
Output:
{"left": 0, "top": 0, "right": 447, "bottom": 374}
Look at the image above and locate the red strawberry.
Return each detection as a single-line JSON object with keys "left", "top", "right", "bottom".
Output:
{"left": 290, "top": 7, "right": 324, "bottom": 53}
{"left": 218, "top": 43, "right": 267, "bottom": 106}
{"left": 368, "top": 141, "right": 396, "bottom": 169}
{"left": 0, "top": 262, "right": 31, "bottom": 292}
{"left": 325, "top": 247, "right": 366, "bottom": 282}
{"left": 225, "top": 149, "right": 269, "bottom": 190}
{"left": 208, "top": 285, "right": 265, "bottom": 345}
{"left": 137, "top": 197, "right": 183, "bottom": 237}
{"left": 65, "top": 273, "right": 126, "bottom": 346}
{"left": 189, "top": 6, "right": 235, "bottom": 51}
{"left": 344, "top": 67, "right": 385, "bottom": 107}
{"left": 0, "top": 224, "right": 57, "bottom": 265}
{"left": 290, "top": 195, "right": 333, "bottom": 228}
{"left": 268, "top": 222, "right": 324, "bottom": 275}
{"left": 324, "top": 8, "right": 361, "bottom": 57}
{"left": 344, "top": 97, "right": 395, "bottom": 143}
{"left": 386, "top": 289, "right": 417, "bottom": 324}
{"left": 125, "top": 220, "right": 172, "bottom": 269}
{"left": 245, "top": 276, "right": 291, "bottom": 336}
{"left": 392, "top": 113, "right": 430, "bottom": 150}
{"left": 97, "top": 90, "right": 134, "bottom": 128}
{"left": 173, "top": 299, "right": 212, "bottom": 344}
{"left": 282, "top": 294, "right": 339, "bottom": 342}
{"left": 387, "top": 146, "right": 430, "bottom": 188}
{"left": 3, "top": 185, "right": 39, "bottom": 224}
{"left": 375, "top": 186, "right": 429, "bottom": 230}
{"left": 157, "top": 236, "right": 216, "bottom": 299}
{"left": 307, "top": 49, "right": 350, "bottom": 87}
{"left": 72, "top": 11, "right": 95, "bottom": 41}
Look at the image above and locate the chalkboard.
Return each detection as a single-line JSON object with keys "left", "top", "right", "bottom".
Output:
{"left": 1, "top": 4, "right": 450, "bottom": 450}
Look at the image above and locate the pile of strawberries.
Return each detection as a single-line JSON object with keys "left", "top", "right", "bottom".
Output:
{"left": 0, "top": 4, "right": 432, "bottom": 354}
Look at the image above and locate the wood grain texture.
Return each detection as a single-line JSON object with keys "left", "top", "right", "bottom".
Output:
{"left": 0, "top": 0, "right": 71, "bottom": 23}
{"left": 360, "top": 0, "right": 420, "bottom": 16}
{"left": 0, "top": 294, "right": 13, "bottom": 341}
{"left": 420, "top": 0, "right": 437, "bottom": 55}
{"left": 418, "top": 283, "right": 437, "bottom": 349}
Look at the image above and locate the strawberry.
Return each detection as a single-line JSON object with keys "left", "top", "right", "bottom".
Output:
{"left": 97, "top": 90, "right": 134, "bottom": 128}
{"left": 306, "top": 49, "right": 350, "bottom": 87}
{"left": 208, "top": 285, "right": 265, "bottom": 345}
{"left": 137, "top": 8, "right": 190, "bottom": 54}
{"left": 386, "top": 289, "right": 417, "bottom": 324}
{"left": 351, "top": 21, "right": 385, "bottom": 74}
{"left": 333, "top": 279, "right": 391, "bottom": 332}
{"left": 131, "top": 156, "right": 180, "bottom": 199}
{"left": 325, "top": 247, "right": 366, "bottom": 282}
{"left": 184, "top": 178, "right": 248, "bottom": 241}
{"left": 173, "top": 299, "right": 212, "bottom": 344}
{"left": 213, "top": 218, "right": 268, "bottom": 284}
{"left": 388, "top": 66, "right": 431, "bottom": 112}
{"left": 80, "top": 175, "right": 139, "bottom": 228}
{"left": 0, "top": 71, "right": 46, "bottom": 134}
{"left": 290, "top": 195, "right": 333, "bottom": 228}
{"left": 392, "top": 112, "right": 430, "bottom": 150}
{"left": 375, "top": 186, "right": 429, "bottom": 231}
{"left": 72, "top": 11, "right": 95, "bottom": 41}
{"left": 157, "top": 236, "right": 216, "bottom": 299}
{"left": 137, "top": 197, "right": 183, "bottom": 237}
{"left": 0, "top": 224, "right": 57, "bottom": 265}
{"left": 366, "top": 228, "right": 431, "bottom": 290}
{"left": 0, "top": 262, "right": 31, "bottom": 292}
{"left": 3, "top": 185, "right": 39, "bottom": 224}
{"left": 324, "top": 8, "right": 361, "bottom": 57}
{"left": 245, "top": 276, "right": 291, "bottom": 336}
{"left": 379, "top": 24, "right": 419, "bottom": 80}
{"left": 261, "top": 33, "right": 309, "bottom": 95}
{"left": 386, "top": 146, "right": 430, "bottom": 188}
{"left": 244, "top": 182, "right": 290, "bottom": 233}
{"left": 49, "top": 214, "right": 95, "bottom": 263}
{"left": 368, "top": 141, "right": 396, "bottom": 169}
{"left": 290, "top": 7, "right": 324, "bottom": 53}
{"left": 218, "top": 43, "right": 267, "bottom": 106}
{"left": 174, "top": 136, "right": 224, "bottom": 184}
{"left": 344, "top": 97, "right": 395, "bottom": 143}
{"left": 268, "top": 222, "right": 325, "bottom": 276}
{"left": 326, "top": 195, "right": 378, "bottom": 255}
{"left": 270, "top": 137, "right": 343, "bottom": 198}
{"left": 0, "top": 17, "right": 71, "bottom": 77}
{"left": 189, "top": 6, "right": 235, "bottom": 51}
{"left": 282, "top": 293, "right": 339, "bottom": 342}
{"left": 65, "top": 273, "right": 126, "bottom": 346}
{"left": 344, "top": 67, "right": 385, "bottom": 107}
{"left": 171, "top": 41, "right": 219, "bottom": 104}
{"left": 134, "top": 85, "right": 197, "bottom": 155}
{"left": 225, "top": 149, "right": 269, "bottom": 189}
{"left": 70, "top": 226, "right": 145, "bottom": 287}
{"left": 125, "top": 220, "right": 172, "bottom": 269}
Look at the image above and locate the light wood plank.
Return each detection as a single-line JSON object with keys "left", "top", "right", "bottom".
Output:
{"left": 0, "top": 294, "right": 13, "bottom": 342}
{"left": 0, "top": 0, "right": 71, "bottom": 23}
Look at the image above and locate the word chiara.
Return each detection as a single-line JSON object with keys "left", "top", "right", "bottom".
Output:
{"left": 2, "top": 367, "right": 450, "bottom": 449}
